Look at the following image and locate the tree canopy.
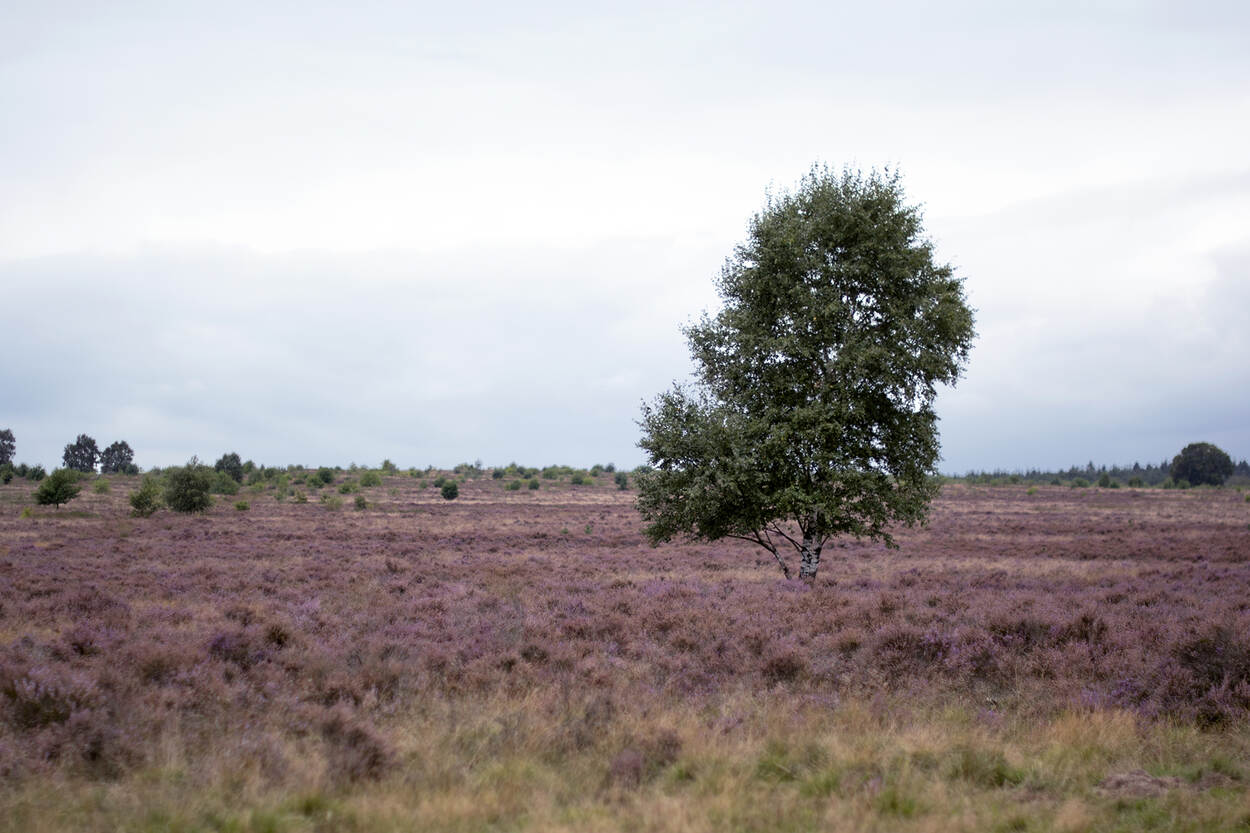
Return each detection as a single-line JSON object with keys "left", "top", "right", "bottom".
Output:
{"left": 100, "top": 440, "right": 135, "bottom": 474}
{"left": 35, "top": 468, "right": 82, "bottom": 508}
{"left": 1171, "top": 442, "right": 1234, "bottom": 487}
{"left": 0, "top": 429, "right": 14, "bottom": 466}
{"left": 62, "top": 434, "right": 100, "bottom": 473}
{"left": 636, "top": 165, "right": 975, "bottom": 581}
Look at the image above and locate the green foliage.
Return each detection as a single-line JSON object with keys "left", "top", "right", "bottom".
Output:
{"left": 294, "top": 490, "right": 308, "bottom": 504}
{"left": 432, "top": 475, "right": 447, "bottom": 488}
{"left": 380, "top": 459, "right": 397, "bottom": 474}
{"left": 338, "top": 480, "right": 359, "bottom": 494}
{"left": 129, "top": 477, "right": 162, "bottom": 517}
{"left": 506, "top": 479, "right": 522, "bottom": 491}
{"left": 165, "top": 458, "right": 214, "bottom": 513}
{"left": 358, "top": 470, "right": 382, "bottom": 487}
{"left": 354, "top": 495, "right": 367, "bottom": 510}
{"left": 214, "top": 453, "right": 244, "bottom": 483}
{"left": 212, "top": 471, "right": 240, "bottom": 495}
{"left": 440, "top": 481, "right": 459, "bottom": 500}
{"left": 1071, "top": 478, "right": 1090, "bottom": 488}
{"left": 1128, "top": 476, "right": 1144, "bottom": 487}
{"left": 636, "top": 165, "right": 975, "bottom": 581}
{"left": 92, "top": 478, "right": 110, "bottom": 494}
{"left": 34, "top": 468, "right": 82, "bottom": 508}
{"left": 320, "top": 494, "right": 343, "bottom": 510}
{"left": 614, "top": 472, "right": 629, "bottom": 490}
{"left": 1171, "top": 442, "right": 1234, "bottom": 487}
{"left": 316, "top": 467, "right": 335, "bottom": 485}
{"left": 62, "top": 434, "right": 99, "bottom": 473}
{"left": 27, "top": 465, "right": 45, "bottom": 482}
{"left": 569, "top": 473, "right": 587, "bottom": 485}
{"left": 99, "top": 441, "right": 134, "bottom": 474}
{"left": 1097, "top": 473, "right": 1111, "bottom": 488}
{"left": 0, "top": 428, "right": 13, "bottom": 466}
{"left": 234, "top": 500, "right": 249, "bottom": 511}
{"left": 528, "top": 478, "right": 540, "bottom": 490}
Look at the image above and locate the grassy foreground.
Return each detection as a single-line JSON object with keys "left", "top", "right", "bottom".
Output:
{"left": 3, "top": 693, "right": 1248, "bottom": 833}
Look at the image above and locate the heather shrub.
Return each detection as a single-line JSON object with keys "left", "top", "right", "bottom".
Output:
{"left": 358, "top": 470, "right": 382, "bottom": 488}
{"left": 164, "top": 459, "right": 213, "bottom": 513}
{"left": 320, "top": 710, "right": 392, "bottom": 783}
{"left": 128, "top": 477, "right": 162, "bottom": 517}
{"left": 1, "top": 666, "right": 98, "bottom": 730}
{"left": 35, "top": 468, "right": 82, "bottom": 509}
{"left": 441, "top": 482, "right": 459, "bottom": 500}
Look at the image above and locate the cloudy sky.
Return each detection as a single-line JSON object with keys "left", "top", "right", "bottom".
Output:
{"left": 2, "top": 1, "right": 1247, "bottom": 473}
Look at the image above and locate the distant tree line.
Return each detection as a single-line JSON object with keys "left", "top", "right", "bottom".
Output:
{"left": 956, "top": 442, "right": 1247, "bottom": 488}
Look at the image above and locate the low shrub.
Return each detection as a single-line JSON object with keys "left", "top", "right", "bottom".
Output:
{"left": 212, "top": 471, "right": 240, "bottom": 495}
{"left": 570, "top": 473, "right": 587, "bottom": 485}
{"left": 320, "top": 495, "right": 343, "bottom": 510}
{"left": 354, "top": 495, "right": 367, "bottom": 510}
{"left": 506, "top": 480, "right": 522, "bottom": 491}
{"left": 615, "top": 472, "right": 628, "bottom": 490}
{"left": 338, "top": 481, "right": 358, "bottom": 494}
{"left": 129, "top": 477, "right": 162, "bottom": 517}
{"left": 34, "top": 469, "right": 82, "bottom": 509}
{"left": 92, "top": 479, "right": 110, "bottom": 494}
{"left": 441, "top": 482, "right": 459, "bottom": 500}
{"left": 1070, "top": 478, "right": 1089, "bottom": 488}
{"left": 165, "top": 459, "right": 214, "bottom": 513}
{"left": 358, "top": 470, "right": 382, "bottom": 488}
{"left": 234, "top": 500, "right": 249, "bottom": 511}
{"left": 27, "top": 465, "right": 46, "bottom": 481}
{"left": 528, "top": 479, "right": 540, "bottom": 490}
{"left": 316, "top": 467, "right": 335, "bottom": 485}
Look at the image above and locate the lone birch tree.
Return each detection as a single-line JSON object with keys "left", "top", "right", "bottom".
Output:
{"left": 636, "top": 166, "right": 975, "bottom": 581}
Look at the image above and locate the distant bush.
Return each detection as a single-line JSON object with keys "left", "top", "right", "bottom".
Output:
{"left": 165, "top": 458, "right": 214, "bottom": 513}
{"left": 214, "top": 452, "right": 244, "bottom": 483}
{"left": 34, "top": 468, "right": 82, "bottom": 508}
{"left": 1128, "top": 476, "right": 1144, "bottom": 487}
{"left": 381, "top": 459, "right": 398, "bottom": 474}
{"left": 316, "top": 467, "right": 335, "bottom": 485}
{"left": 129, "top": 478, "right": 162, "bottom": 517}
{"left": 590, "top": 464, "right": 604, "bottom": 477}
{"left": 506, "top": 479, "right": 522, "bottom": 491}
{"left": 212, "top": 471, "right": 240, "bottom": 495}
{"left": 542, "top": 469, "right": 558, "bottom": 480}
{"left": 570, "top": 473, "right": 587, "bottom": 485}
{"left": 0, "top": 428, "right": 13, "bottom": 466}
{"left": 491, "top": 469, "right": 505, "bottom": 479}
{"left": 234, "top": 500, "right": 249, "bottom": 511}
{"left": 354, "top": 495, "right": 367, "bottom": 510}
{"left": 528, "top": 478, "right": 540, "bottom": 490}
{"left": 294, "top": 490, "right": 308, "bottom": 503}
{"left": 441, "top": 482, "right": 459, "bottom": 500}
{"left": 615, "top": 472, "right": 628, "bottom": 490}
{"left": 27, "top": 465, "right": 46, "bottom": 482}
{"left": 93, "top": 479, "right": 110, "bottom": 494}
{"left": 1070, "top": 478, "right": 1089, "bottom": 488}
{"left": 359, "top": 470, "right": 382, "bottom": 487}
{"left": 338, "top": 480, "right": 359, "bottom": 494}
{"left": 432, "top": 476, "right": 447, "bottom": 488}
{"left": 321, "top": 495, "right": 343, "bottom": 510}
{"left": 1, "top": 465, "right": 11, "bottom": 484}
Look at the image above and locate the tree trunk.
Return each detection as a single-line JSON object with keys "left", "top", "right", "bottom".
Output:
{"left": 798, "top": 531, "right": 823, "bottom": 582}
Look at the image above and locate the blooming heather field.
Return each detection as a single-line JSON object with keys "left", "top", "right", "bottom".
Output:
{"left": 1, "top": 473, "right": 1249, "bottom": 831}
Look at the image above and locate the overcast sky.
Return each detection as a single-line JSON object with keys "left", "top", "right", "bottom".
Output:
{"left": 2, "top": 1, "right": 1247, "bottom": 472}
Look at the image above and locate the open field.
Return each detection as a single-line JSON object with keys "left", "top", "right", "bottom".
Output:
{"left": 1, "top": 475, "right": 1249, "bottom": 831}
